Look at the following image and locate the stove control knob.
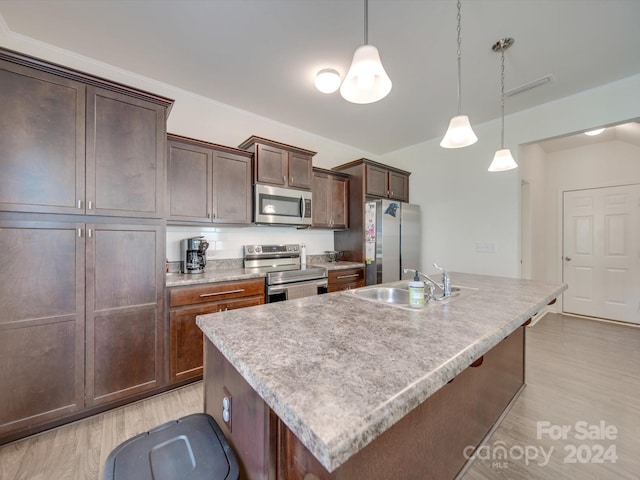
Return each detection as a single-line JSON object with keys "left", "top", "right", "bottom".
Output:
{"left": 247, "top": 246, "right": 254, "bottom": 254}
{"left": 293, "top": 245, "right": 298, "bottom": 251}
{"left": 255, "top": 246, "right": 262, "bottom": 253}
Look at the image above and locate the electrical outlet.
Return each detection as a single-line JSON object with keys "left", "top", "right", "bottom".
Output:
{"left": 222, "top": 387, "right": 232, "bottom": 431}
{"left": 476, "top": 242, "right": 497, "bottom": 253}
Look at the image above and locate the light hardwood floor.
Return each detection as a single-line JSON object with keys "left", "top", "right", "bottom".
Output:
{"left": 1, "top": 313, "right": 638, "bottom": 480}
{"left": 463, "top": 313, "right": 640, "bottom": 479}
{"left": 0, "top": 381, "right": 203, "bottom": 480}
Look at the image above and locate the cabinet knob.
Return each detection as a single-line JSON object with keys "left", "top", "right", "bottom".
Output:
{"left": 564, "top": 256, "right": 572, "bottom": 261}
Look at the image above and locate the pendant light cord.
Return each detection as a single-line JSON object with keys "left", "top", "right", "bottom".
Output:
{"left": 364, "top": 0, "right": 368, "bottom": 45}
{"left": 456, "top": 0, "right": 462, "bottom": 114}
{"left": 500, "top": 47, "right": 505, "bottom": 148}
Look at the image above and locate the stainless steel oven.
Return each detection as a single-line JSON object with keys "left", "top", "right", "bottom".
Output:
{"left": 254, "top": 184, "right": 312, "bottom": 226}
{"left": 243, "top": 244, "right": 327, "bottom": 302}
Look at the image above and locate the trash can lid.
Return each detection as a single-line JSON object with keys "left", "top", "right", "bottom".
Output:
{"left": 103, "top": 413, "right": 239, "bottom": 480}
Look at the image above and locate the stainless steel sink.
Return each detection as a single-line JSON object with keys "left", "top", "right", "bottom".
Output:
{"left": 352, "top": 287, "right": 411, "bottom": 304}
{"left": 350, "top": 282, "right": 477, "bottom": 309}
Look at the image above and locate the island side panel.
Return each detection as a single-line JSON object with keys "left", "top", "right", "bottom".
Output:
{"left": 280, "top": 326, "right": 526, "bottom": 480}
{"left": 203, "top": 339, "right": 278, "bottom": 480}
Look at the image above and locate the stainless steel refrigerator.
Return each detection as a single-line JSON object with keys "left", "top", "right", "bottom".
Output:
{"left": 364, "top": 199, "right": 421, "bottom": 285}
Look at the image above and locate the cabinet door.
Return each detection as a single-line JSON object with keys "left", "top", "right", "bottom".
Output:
{"left": 85, "top": 224, "right": 164, "bottom": 406}
{"left": 256, "top": 143, "right": 287, "bottom": 186}
{"left": 0, "top": 60, "right": 86, "bottom": 215}
{"left": 288, "top": 151, "right": 313, "bottom": 189}
{"left": 170, "top": 295, "right": 264, "bottom": 383}
{"left": 167, "top": 140, "right": 212, "bottom": 222}
{"left": 212, "top": 150, "right": 252, "bottom": 224}
{"left": 86, "top": 87, "right": 166, "bottom": 218}
{"left": 365, "top": 164, "right": 388, "bottom": 198}
{"left": 388, "top": 171, "right": 409, "bottom": 202}
{"left": 312, "top": 171, "right": 331, "bottom": 227}
{"left": 330, "top": 176, "right": 349, "bottom": 229}
{"left": 0, "top": 221, "right": 85, "bottom": 440}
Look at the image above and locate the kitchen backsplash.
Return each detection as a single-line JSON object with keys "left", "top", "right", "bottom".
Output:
{"left": 166, "top": 225, "right": 335, "bottom": 262}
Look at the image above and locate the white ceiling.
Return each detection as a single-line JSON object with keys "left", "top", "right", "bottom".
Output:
{"left": 1, "top": 0, "right": 640, "bottom": 155}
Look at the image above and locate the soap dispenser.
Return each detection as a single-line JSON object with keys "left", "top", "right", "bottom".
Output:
{"left": 408, "top": 270, "right": 425, "bottom": 308}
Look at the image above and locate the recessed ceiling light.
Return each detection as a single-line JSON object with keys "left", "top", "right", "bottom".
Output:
{"left": 315, "top": 68, "right": 341, "bottom": 94}
{"left": 584, "top": 128, "right": 605, "bottom": 136}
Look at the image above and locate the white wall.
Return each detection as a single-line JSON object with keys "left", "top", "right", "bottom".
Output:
{"left": 519, "top": 143, "right": 549, "bottom": 281}
{"left": 382, "top": 75, "right": 640, "bottom": 278}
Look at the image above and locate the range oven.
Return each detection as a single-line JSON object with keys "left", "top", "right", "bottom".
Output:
{"left": 254, "top": 184, "right": 312, "bottom": 226}
{"left": 243, "top": 244, "right": 327, "bottom": 302}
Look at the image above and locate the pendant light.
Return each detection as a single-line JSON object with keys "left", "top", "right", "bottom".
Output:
{"left": 440, "top": 0, "right": 478, "bottom": 148}
{"left": 488, "top": 37, "right": 518, "bottom": 172}
{"left": 340, "top": 0, "right": 392, "bottom": 104}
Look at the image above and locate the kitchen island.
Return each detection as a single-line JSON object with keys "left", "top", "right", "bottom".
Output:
{"left": 197, "top": 273, "right": 566, "bottom": 479}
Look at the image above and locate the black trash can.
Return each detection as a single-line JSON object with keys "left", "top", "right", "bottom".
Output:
{"left": 103, "top": 413, "right": 239, "bottom": 480}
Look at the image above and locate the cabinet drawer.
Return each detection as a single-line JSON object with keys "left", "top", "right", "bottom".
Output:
{"left": 328, "top": 268, "right": 365, "bottom": 285}
{"left": 170, "top": 278, "right": 265, "bottom": 307}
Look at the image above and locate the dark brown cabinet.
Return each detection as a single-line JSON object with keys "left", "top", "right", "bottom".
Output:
{"left": 167, "top": 134, "right": 253, "bottom": 225}
{"left": 364, "top": 163, "right": 409, "bottom": 202}
{"left": 0, "top": 221, "right": 84, "bottom": 440}
{"left": 85, "top": 223, "right": 165, "bottom": 406}
{"left": 311, "top": 168, "right": 349, "bottom": 229}
{"left": 239, "top": 136, "right": 315, "bottom": 190}
{"left": 168, "top": 279, "right": 265, "bottom": 384}
{"left": 327, "top": 267, "right": 365, "bottom": 292}
{"left": 86, "top": 87, "right": 167, "bottom": 218}
{"left": 0, "top": 48, "right": 171, "bottom": 444}
{"left": 0, "top": 50, "right": 171, "bottom": 218}
{"left": 0, "top": 220, "right": 164, "bottom": 440}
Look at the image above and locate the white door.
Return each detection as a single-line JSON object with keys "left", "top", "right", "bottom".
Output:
{"left": 563, "top": 184, "right": 640, "bottom": 324}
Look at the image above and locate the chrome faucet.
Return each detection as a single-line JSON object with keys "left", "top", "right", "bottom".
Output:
{"left": 433, "top": 264, "right": 452, "bottom": 297}
{"left": 404, "top": 264, "right": 452, "bottom": 300}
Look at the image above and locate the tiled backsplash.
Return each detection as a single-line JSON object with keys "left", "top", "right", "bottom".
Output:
{"left": 166, "top": 225, "right": 335, "bottom": 262}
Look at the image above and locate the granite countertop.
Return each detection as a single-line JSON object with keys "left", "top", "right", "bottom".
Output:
{"left": 166, "top": 261, "right": 365, "bottom": 287}
{"left": 165, "top": 268, "right": 265, "bottom": 287}
{"left": 196, "top": 272, "right": 566, "bottom": 472}
{"left": 313, "top": 261, "right": 366, "bottom": 270}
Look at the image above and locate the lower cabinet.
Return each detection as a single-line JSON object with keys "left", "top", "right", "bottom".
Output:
{"left": 168, "top": 279, "right": 265, "bottom": 383}
{"left": 327, "top": 267, "right": 365, "bottom": 292}
{"left": 0, "top": 219, "right": 164, "bottom": 443}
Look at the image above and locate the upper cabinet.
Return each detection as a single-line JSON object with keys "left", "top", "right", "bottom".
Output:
{"left": 0, "top": 49, "right": 173, "bottom": 218}
{"left": 363, "top": 163, "right": 409, "bottom": 202}
{"left": 312, "top": 168, "right": 349, "bottom": 229}
{"left": 238, "top": 136, "right": 315, "bottom": 190}
{"left": 334, "top": 158, "right": 410, "bottom": 203}
{"left": 166, "top": 134, "right": 252, "bottom": 225}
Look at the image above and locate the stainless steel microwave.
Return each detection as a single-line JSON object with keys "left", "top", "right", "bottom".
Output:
{"left": 254, "top": 184, "right": 312, "bottom": 226}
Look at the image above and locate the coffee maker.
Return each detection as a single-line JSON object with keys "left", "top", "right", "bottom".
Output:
{"left": 180, "top": 236, "right": 209, "bottom": 274}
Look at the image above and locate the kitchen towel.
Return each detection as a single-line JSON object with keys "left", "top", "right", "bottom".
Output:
{"left": 285, "top": 283, "right": 318, "bottom": 300}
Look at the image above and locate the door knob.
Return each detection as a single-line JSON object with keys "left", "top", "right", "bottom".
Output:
{"left": 564, "top": 256, "right": 572, "bottom": 261}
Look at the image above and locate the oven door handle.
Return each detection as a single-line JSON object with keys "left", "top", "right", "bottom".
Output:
{"left": 300, "top": 194, "right": 305, "bottom": 219}
{"left": 268, "top": 278, "right": 327, "bottom": 294}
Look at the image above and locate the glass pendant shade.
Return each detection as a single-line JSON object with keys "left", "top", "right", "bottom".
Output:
{"left": 440, "top": 115, "right": 478, "bottom": 148}
{"left": 339, "top": 45, "right": 392, "bottom": 104}
{"left": 488, "top": 148, "right": 518, "bottom": 172}
{"left": 315, "top": 68, "right": 341, "bottom": 93}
